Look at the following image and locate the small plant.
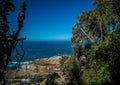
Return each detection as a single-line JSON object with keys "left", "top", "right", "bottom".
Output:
{"left": 59, "top": 55, "right": 69, "bottom": 67}
{"left": 61, "top": 56, "right": 83, "bottom": 85}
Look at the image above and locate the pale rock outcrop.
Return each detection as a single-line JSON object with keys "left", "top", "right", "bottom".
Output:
{"left": 5, "top": 56, "right": 68, "bottom": 85}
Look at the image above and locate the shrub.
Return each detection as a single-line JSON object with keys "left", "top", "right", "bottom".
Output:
{"left": 61, "top": 57, "right": 83, "bottom": 85}
{"left": 59, "top": 55, "right": 69, "bottom": 67}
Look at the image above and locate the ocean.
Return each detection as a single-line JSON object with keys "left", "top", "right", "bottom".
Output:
{"left": 8, "top": 41, "right": 73, "bottom": 70}
{"left": 23, "top": 41, "right": 72, "bottom": 61}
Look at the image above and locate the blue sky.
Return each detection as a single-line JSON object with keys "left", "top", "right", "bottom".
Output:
{"left": 10, "top": 0, "right": 95, "bottom": 41}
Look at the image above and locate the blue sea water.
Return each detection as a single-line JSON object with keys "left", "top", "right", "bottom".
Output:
{"left": 22, "top": 41, "right": 73, "bottom": 61}
{"left": 8, "top": 41, "right": 73, "bottom": 70}
{"left": 12, "top": 41, "right": 72, "bottom": 62}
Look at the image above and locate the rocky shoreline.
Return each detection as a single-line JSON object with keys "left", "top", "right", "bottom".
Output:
{"left": 5, "top": 56, "right": 68, "bottom": 85}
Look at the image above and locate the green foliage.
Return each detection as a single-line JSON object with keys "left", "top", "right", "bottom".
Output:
{"left": 108, "top": 33, "right": 120, "bottom": 82}
{"left": 61, "top": 57, "right": 82, "bottom": 85}
{"left": 87, "top": 32, "right": 120, "bottom": 85}
{"left": 61, "top": 57, "right": 80, "bottom": 76}
{"left": 80, "top": 43, "right": 111, "bottom": 85}
{"left": 90, "top": 63, "right": 111, "bottom": 85}
{"left": 70, "top": 0, "right": 120, "bottom": 85}
{"left": 60, "top": 1, "right": 120, "bottom": 83}
{"left": 74, "top": 30, "right": 120, "bottom": 85}
{"left": 59, "top": 55, "right": 69, "bottom": 67}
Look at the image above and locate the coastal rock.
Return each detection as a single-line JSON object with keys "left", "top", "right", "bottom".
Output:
{"left": 5, "top": 56, "right": 67, "bottom": 84}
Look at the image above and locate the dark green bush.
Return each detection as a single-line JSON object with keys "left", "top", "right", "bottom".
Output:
{"left": 59, "top": 55, "right": 69, "bottom": 67}
{"left": 61, "top": 57, "right": 83, "bottom": 85}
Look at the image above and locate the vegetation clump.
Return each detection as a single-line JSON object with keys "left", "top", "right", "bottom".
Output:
{"left": 0, "top": 0, "right": 26, "bottom": 84}
{"left": 61, "top": 0, "right": 120, "bottom": 85}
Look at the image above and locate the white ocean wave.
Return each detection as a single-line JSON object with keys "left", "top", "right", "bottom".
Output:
{"left": 7, "top": 61, "right": 30, "bottom": 71}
